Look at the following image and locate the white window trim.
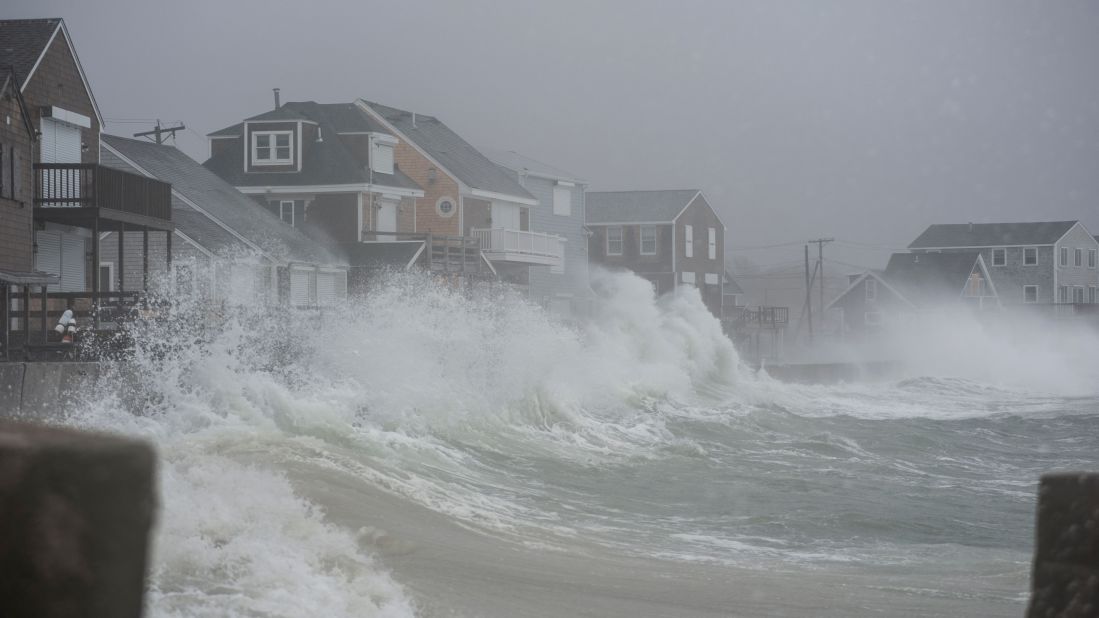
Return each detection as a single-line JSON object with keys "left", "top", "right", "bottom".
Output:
{"left": 1023, "top": 285, "right": 1039, "bottom": 304}
{"left": 991, "top": 247, "right": 1006, "bottom": 267}
{"left": 1089, "top": 249, "right": 1097, "bottom": 269}
{"left": 708, "top": 227, "right": 717, "bottom": 260}
{"left": 681, "top": 271, "right": 696, "bottom": 285}
{"left": 100, "top": 261, "right": 115, "bottom": 292}
{"left": 865, "top": 278, "right": 877, "bottom": 301}
{"left": 1074, "top": 248, "right": 1083, "bottom": 267}
{"left": 1060, "top": 246, "right": 1069, "bottom": 267}
{"left": 606, "top": 226, "right": 623, "bottom": 256}
{"left": 684, "top": 225, "right": 693, "bottom": 258}
{"left": 1024, "top": 247, "right": 1038, "bottom": 266}
{"left": 279, "top": 200, "right": 296, "bottom": 226}
{"left": 436, "top": 196, "right": 457, "bottom": 218}
{"left": 639, "top": 225, "right": 657, "bottom": 255}
{"left": 552, "top": 184, "right": 572, "bottom": 217}
{"left": 252, "top": 130, "right": 293, "bottom": 166}
{"left": 1090, "top": 286, "right": 1097, "bottom": 304}
{"left": 704, "top": 272, "right": 720, "bottom": 285}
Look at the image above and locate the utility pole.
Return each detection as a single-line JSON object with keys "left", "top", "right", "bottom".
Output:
{"left": 809, "top": 238, "right": 834, "bottom": 334}
{"left": 134, "top": 120, "right": 185, "bottom": 145}
{"left": 804, "top": 244, "right": 813, "bottom": 344}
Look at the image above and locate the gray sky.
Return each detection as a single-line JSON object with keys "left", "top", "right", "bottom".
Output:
{"left": 10, "top": 0, "right": 1099, "bottom": 271}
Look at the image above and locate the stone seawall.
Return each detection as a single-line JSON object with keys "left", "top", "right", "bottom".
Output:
{"left": 0, "top": 362, "right": 104, "bottom": 420}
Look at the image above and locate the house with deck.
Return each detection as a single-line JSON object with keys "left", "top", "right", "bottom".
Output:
{"left": 829, "top": 252, "right": 1000, "bottom": 335}
{"left": 1, "top": 18, "right": 173, "bottom": 359}
{"left": 908, "top": 221, "right": 1098, "bottom": 308}
{"left": 102, "top": 135, "right": 348, "bottom": 307}
{"left": 585, "top": 190, "right": 726, "bottom": 317}
{"left": 482, "top": 148, "right": 591, "bottom": 315}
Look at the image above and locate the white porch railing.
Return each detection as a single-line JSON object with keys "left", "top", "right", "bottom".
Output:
{"left": 472, "top": 228, "right": 564, "bottom": 266}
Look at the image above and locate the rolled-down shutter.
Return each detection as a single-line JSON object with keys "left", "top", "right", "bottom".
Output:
{"left": 316, "top": 272, "right": 335, "bottom": 305}
{"left": 290, "top": 269, "right": 310, "bottom": 307}
{"left": 35, "top": 231, "right": 62, "bottom": 290}
{"left": 60, "top": 235, "right": 86, "bottom": 292}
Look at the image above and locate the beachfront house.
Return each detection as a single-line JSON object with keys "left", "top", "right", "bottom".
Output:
{"left": 102, "top": 135, "right": 348, "bottom": 307}
{"left": 829, "top": 251, "right": 1000, "bottom": 336}
{"left": 908, "top": 221, "right": 1099, "bottom": 309}
{"left": 482, "top": 148, "right": 591, "bottom": 316}
{"left": 585, "top": 190, "right": 726, "bottom": 317}
{"left": 1, "top": 18, "right": 173, "bottom": 358}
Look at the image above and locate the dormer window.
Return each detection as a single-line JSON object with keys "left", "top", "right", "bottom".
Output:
{"left": 369, "top": 133, "right": 397, "bottom": 175}
{"left": 253, "top": 130, "right": 292, "bottom": 165}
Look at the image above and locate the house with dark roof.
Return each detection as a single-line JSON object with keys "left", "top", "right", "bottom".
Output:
{"left": 482, "top": 148, "right": 591, "bottom": 314}
{"left": 102, "top": 135, "right": 348, "bottom": 307}
{"left": 828, "top": 252, "right": 1000, "bottom": 335}
{"left": 585, "top": 190, "right": 726, "bottom": 317}
{"left": 1, "top": 18, "right": 174, "bottom": 359}
{"left": 909, "top": 221, "right": 1098, "bottom": 306}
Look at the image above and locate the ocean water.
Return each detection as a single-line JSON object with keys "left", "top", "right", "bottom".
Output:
{"left": 67, "top": 270, "right": 1099, "bottom": 617}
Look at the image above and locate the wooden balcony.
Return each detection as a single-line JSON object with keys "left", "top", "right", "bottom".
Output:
{"left": 34, "top": 163, "right": 173, "bottom": 231}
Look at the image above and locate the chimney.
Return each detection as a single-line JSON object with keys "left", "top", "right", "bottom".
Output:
{"left": 273, "top": 88, "right": 281, "bottom": 110}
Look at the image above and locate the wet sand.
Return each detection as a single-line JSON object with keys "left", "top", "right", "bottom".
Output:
{"left": 285, "top": 461, "right": 1024, "bottom": 618}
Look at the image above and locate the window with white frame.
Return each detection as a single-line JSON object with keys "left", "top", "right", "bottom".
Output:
{"left": 708, "top": 227, "right": 717, "bottom": 260}
{"left": 640, "top": 225, "right": 657, "bottom": 255}
{"left": 704, "top": 272, "right": 719, "bottom": 285}
{"left": 865, "top": 277, "right": 877, "bottom": 301}
{"left": 1059, "top": 285, "right": 1069, "bottom": 303}
{"left": 681, "top": 271, "right": 696, "bottom": 285}
{"left": 552, "top": 185, "right": 572, "bottom": 216}
{"left": 1023, "top": 285, "right": 1038, "bottom": 304}
{"left": 252, "top": 131, "right": 292, "bottom": 165}
{"left": 279, "top": 200, "right": 296, "bottom": 225}
{"left": 606, "top": 226, "right": 623, "bottom": 256}
{"left": 371, "top": 141, "right": 394, "bottom": 175}
{"left": 991, "top": 247, "right": 1006, "bottom": 266}
{"left": 1074, "top": 286, "right": 1085, "bottom": 304}
{"left": 1024, "top": 247, "right": 1037, "bottom": 265}
{"left": 1075, "top": 248, "right": 1083, "bottom": 267}
{"left": 684, "top": 225, "right": 693, "bottom": 258}
{"left": 1090, "top": 249, "right": 1097, "bottom": 268}
{"left": 1060, "top": 247, "right": 1068, "bottom": 266}
{"left": 1090, "top": 286, "right": 1097, "bottom": 304}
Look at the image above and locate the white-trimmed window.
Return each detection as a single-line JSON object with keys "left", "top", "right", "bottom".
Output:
{"left": 684, "top": 225, "right": 693, "bottom": 258}
{"left": 1023, "top": 285, "right": 1038, "bottom": 304}
{"left": 371, "top": 141, "right": 394, "bottom": 175}
{"left": 640, "top": 225, "right": 657, "bottom": 255}
{"left": 252, "top": 131, "right": 292, "bottom": 165}
{"left": 552, "top": 185, "right": 572, "bottom": 216}
{"left": 606, "top": 226, "right": 623, "bottom": 256}
{"left": 681, "top": 271, "right": 696, "bottom": 285}
{"left": 1090, "top": 249, "right": 1097, "bottom": 268}
{"left": 991, "top": 248, "right": 1006, "bottom": 266}
{"left": 1024, "top": 247, "right": 1037, "bottom": 265}
{"left": 1060, "top": 247, "right": 1068, "bottom": 266}
{"left": 704, "top": 272, "right": 719, "bottom": 285}
{"left": 865, "top": 278, "right": 877, "bottom": 301}
{"left": 279, "top": 200, "right": 296, "bottom": 225}
{"left": 1074, "top": 248, "right": 1083, "bottom": 267}
{"left": 1074, "top": 286, "right": 1085, "bottom": 304}
{"left": 708, "top": 227, "right": 717, "bottom": 260}
{"left": 865, "top": 311, "right": 882, "bottom": 326}
{"left": 1059, "top": 285, "right": 1069, "bottom": 303}
{"left": 1090, "top": 286, "right": 1097, "bottom": 304}
{"left": 436, "top": 196, "right": 456, "bottom": 218}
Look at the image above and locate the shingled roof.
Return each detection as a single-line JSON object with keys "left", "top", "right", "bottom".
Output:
{"left": 585, "top": 190, "right": 702, "bottom": 224}
{"left": 103, "top": 134, "right": 346, "bottom": 268}
{"left": 882, "top": 251, "right": 985, "bottom": 307}
{"left": 0, "top": 18, "right": 102, "bottom": 123}
{"left": 481, "top": 148, "right": 585, "bottom": 184}
{"left": 359, "top": 100, "right": 535, "bottom": 203}
{"left": 204, "top": 101, "right": 421, "bottom": 192}
{"left": 908, "top": 221, "right": 1079, "bottom": 248}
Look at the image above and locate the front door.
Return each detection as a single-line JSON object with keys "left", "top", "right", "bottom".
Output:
{"left": 376, "top": 199, "right": 398, "bottom": 233}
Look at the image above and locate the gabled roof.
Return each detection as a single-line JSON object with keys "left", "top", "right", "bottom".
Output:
{"left": 359, "top": 99, "right": 535, "bottom": 203}
{"left": 585, "top": 190, "right": 702, "bottom": 224}
{"left": 0, "top": 18, "right": 102, "bottom": 125}
{"left": 204, "top": 101, "right": 421, "bottom": 193}
{"left": 481, "top": 148, "right": 585, "bottom": 184}
{"left": 909, "top": 221, "right": 1079, "bottom": 248}
{"left": 102, "top": 134, "right": 346, "bottom": 268}
{"left": 882, "top": 251, "right": 985, "bottom": 307}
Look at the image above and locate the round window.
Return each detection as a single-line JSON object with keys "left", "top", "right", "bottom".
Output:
{"left": 436, "top": 196, "right": 456, "bottom": 218}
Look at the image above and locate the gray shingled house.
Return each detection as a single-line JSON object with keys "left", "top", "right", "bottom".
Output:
{"left": 908, "top": 221, "right": 1099, "bottom": 306}
{"left": 482, "top": 148, "right": 592, "bottom": 316}
{"left": 586, "top": 190, "right": 726, "bottom": 317}
{"left": 828, "top": 252, "right": 1000, "bottom": 336}
{"left": 101, "top": 135, "right": 348, "bottom": 307}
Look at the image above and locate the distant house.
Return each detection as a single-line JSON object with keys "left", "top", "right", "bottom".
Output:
{"left": 829, "top": 252, "right": 999, "bottom": 334}
{"left": 482, "top": 148, "right": 591, "bottom": 315}
{"left": 102, "top": 135, "right": 348, "bottom": 307}
{"left": 586, "top": 190, "right": 726, "bottom": 316}
{"left": 909, "top": 221, "right": 1099, "bottom": 306}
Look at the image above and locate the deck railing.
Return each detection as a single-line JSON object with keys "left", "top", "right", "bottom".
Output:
{"left": 34, "top": 163, "right": 172, "bottom": 221}
{"left": 471, "top": 228, "right": 564, "bottom": 264}
{"left": 727, "top": 306, "right": 789, "bottom": 329}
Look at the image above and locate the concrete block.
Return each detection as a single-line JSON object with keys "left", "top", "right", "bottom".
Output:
{"left": 0, "top": 363, "right": 25, "bottom": 418}
{"left": 0, "top": 421, "right": 156, "bottom": 618}
{"left": 1027, "top": 473, "right": 1099, "bottom": 617}
{"left": 19, "top": 363, "right": 64, "bottom": 420}
{"left": 58, "top": 363, "right": 101, "bottom": 415}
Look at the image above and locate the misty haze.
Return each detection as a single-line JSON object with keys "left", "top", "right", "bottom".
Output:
{"left": 0, "top": 2, "right": 1097, "bottom": 617}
